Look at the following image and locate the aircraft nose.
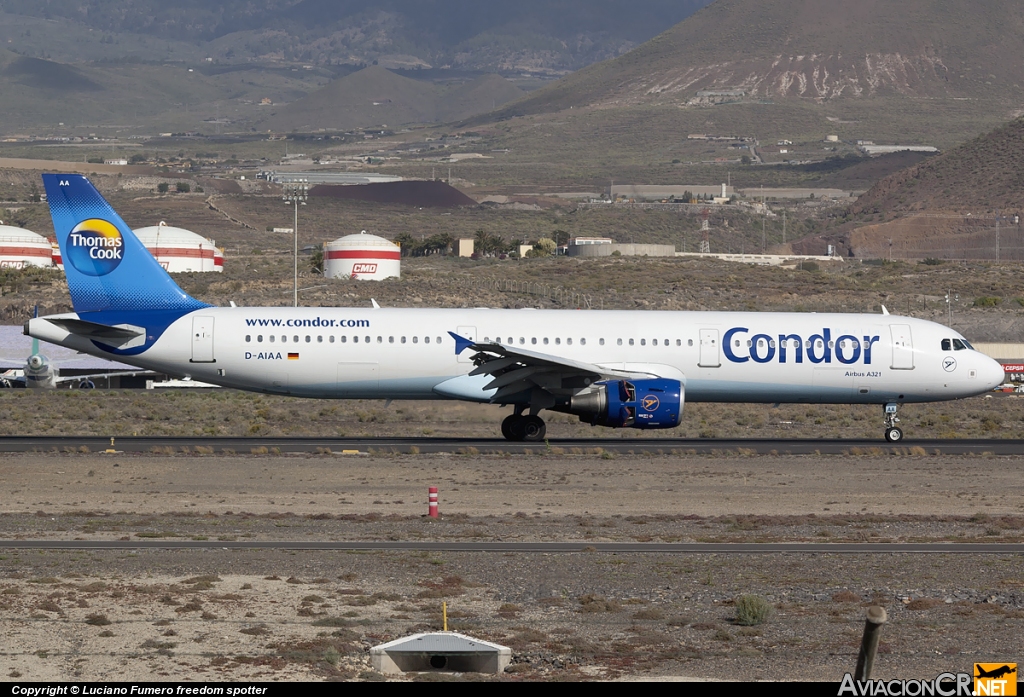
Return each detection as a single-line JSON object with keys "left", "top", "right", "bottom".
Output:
{"left": 983, "top": 357, "right": 1006, "bottom": 390}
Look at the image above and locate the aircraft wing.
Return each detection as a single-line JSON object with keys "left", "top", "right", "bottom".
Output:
{"left": 449, "top": 332, "right": 660, "bottom": 404}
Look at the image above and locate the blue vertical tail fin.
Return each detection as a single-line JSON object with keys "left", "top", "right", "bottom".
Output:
{"left": 42, "top": 174, "right": 209, "bottom": 314}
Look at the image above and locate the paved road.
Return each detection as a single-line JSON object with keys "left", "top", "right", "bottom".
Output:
{"left": 2, "top": 435, "right": 1024, "bottom": 455}
{"left": 2, "top": 540, "right": 1023, "bottom": 553}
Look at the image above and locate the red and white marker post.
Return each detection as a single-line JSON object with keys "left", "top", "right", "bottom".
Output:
{"left": 428, "top": 486, "right": 439, "bottom": 518}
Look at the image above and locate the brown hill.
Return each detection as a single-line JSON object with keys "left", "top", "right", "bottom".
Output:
{"left": 788, "top": 118, "right": 1024, "bottom": 261}
{"left": 310, "top": 181, "right": 476, "bottom": 208}
{"left": 261, "top": 66, "right": 525, "bottom": 131}
{"left": 488, "top": 0, "right": 1024, "bottom": 117}
{"left": 851, "top": 118, "right": 1024, "bottom": 217}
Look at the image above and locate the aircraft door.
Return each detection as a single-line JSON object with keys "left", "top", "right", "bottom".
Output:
{"left": 191, "top": 316, "right": 215, "bottom": 363}
{"left": 456, "top": 326, "right": 477, "bottom": 364}
{"left": 890, "top": 324, "right": 914, "bottom": 370}
{"left": 698, "top": 329, "right": 720, "bottom": 368}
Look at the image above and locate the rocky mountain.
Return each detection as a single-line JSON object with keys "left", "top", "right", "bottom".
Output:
{"left": 488, "top": 0, "right": 1024, "bottom": 117}
{"left": 261, "top": 66, "right": 526, "bottom": 131}
{"left": 0, "top": 1, "right": 711, "bottom": 74}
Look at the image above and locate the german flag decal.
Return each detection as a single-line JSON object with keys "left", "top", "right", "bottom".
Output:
{"left": 288, "top": 353, "right": 299, "bottom": 360}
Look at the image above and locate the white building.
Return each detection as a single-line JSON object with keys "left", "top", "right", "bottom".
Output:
{"left": 325, "top": 231, "right": 400, "bottom": 281}
{"left": 0, "top": 224, "right": 55, "bottom": 269}
{"left": 133, "top": 222, "right": 222, "bottom": 273}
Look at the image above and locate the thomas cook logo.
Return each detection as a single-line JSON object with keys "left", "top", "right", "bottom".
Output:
{"left": 67, "top": 218, "right": 124, "bottom": 276}
{"left": 641, "top": 395, "right": 660, "bottom": 412}
{"left": 975, "top": 664, "right": 1017, "bottom": 696}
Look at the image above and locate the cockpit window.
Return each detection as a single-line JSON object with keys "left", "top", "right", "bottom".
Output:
{"left": 962, "top": 340, "right": 974, "bottom": 350}
{"left": 941, "top": 339, "right": 952, "bottom": 351}
{"left": 952, "top": 339, "right": 967, "bottom": 351}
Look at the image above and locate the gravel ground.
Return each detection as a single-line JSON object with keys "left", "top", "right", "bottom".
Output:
{"left": 1, "top": 451, "right": 1023, "bottom": 682}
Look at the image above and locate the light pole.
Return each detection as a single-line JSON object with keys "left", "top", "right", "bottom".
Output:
{"left": 945, "top": 289, "right": 959, "bottom": 326}
{"left": 283, "top": 178, "right": 308, "bottom": 307}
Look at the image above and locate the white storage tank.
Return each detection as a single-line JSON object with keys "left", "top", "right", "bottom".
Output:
{"left": 133, "top": 221, "right": 222, "bottom": 273}
{"left": 0, "top": 223, "right": 55, "bottom": 269}
{"left": 325, "top": 230, "right": 400, "bottom": 280}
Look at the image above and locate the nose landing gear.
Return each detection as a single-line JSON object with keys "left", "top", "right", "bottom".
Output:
{"left": 883, "top": 402, "right": 903, "bottom": 442}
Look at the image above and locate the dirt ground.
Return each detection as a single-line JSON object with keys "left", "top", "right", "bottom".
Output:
{"left": 1, "top": 451, "right": 1023, "bottom": 682}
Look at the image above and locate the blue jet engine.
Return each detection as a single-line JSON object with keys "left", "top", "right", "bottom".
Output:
{"left": 569, "top": 379, "right": 683, "bottom": 429}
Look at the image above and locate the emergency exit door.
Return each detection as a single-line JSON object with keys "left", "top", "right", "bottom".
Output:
{"left": 698, "top": 329, "right": 721, "bottom": 368}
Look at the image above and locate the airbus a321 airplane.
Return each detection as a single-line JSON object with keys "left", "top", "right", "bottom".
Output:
{"left": 26, "top": 174, "right": 1004, "bottom": 442}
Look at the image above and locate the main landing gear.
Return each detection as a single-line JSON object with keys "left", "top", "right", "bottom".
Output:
{"left": 501, "top": 408, "right": 547, "bottom": 442}
{"left": 883, "top": 402, "right": 903, "bottom": 443}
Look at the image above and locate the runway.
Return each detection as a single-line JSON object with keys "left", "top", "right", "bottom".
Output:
{"left": 3, "top": 435, "right": 1024, "bottom": 455}
{"left": 1, "top": 540, "right": 1023, "bottom": 553}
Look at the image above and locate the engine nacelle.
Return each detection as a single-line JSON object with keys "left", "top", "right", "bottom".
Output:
{"left": 569, "top": 378, "right": 683, "bottom": 429}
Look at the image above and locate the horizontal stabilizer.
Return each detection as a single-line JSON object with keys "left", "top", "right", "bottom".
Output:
{"left": 45, "top": 318, "right": 144, "bottom": 340}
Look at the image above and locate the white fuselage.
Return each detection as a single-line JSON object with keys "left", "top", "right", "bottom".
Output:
{"left": 29, "top": 307, "right": 1005, "bottom": 405}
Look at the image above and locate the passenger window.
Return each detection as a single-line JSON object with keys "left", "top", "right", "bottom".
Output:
{"left": 640, "top": 339, "right": 646, "bottom": 346}
{"left": 245, "top": 335, "right": 251, "bottom": 342}
{"left": 581, "top": 338, "right": 586, "bottom": 346}
{"left": 269, "top": 335, "right": 276, "bottom": 343}
{"left": 555, "top": 338, "right": 561, "bottom": 345}
{"left": 599, "top": 338, "right": 605, "bottom": 346}
{"left": 436, "top": 337, "right": 441, "bottom": 344}
{"left": 617, "top": 339, "right": 623, "bottom": 346}
{"left": 653, "top": 339, "right": 658, "bottom": 346}
{"left": 543, "top": 338, "right": 549, "bottom": 345}
{"left": 317, "top": 336, "right": 323, "bottom": 343}
{"left": 508, "top": 337, "right": 513, "bottom": 344}
{"left": 340, "top": 336, "right": 346, "bottom": 343}
{"left": 257, "top": 335, "right": 263, "bottom": 343}
{"left": 425, "top": 336, "right": 430, "bottom": 344}
{"left": 293, "top": 335, "right": 298, "bottom": 343}
{"left": 378, "top": 337, "right": 383, "bottom": 343}
{"left": 686, "top": 339, "right": 691, "bottom": 346}
{"left": 329, "top": 336, "right": 335, "bottom": 343}
{"left": 519, "top": 337, "right": 525, "bottom": 345}
{"left": 531, "top": 338, "right": 537, "bottom": 345}
{"left": 353, "top": 336, "right": 359, "bottom": 343}
{"left": 281, "top": 335, "right": 287, "bottom": 343}
{"left": 365, "top": 336, "right": 370, "bottom": 343}
{"left": 413, "top": 336, "right": 418, "bottom": 344}
{"left": 629, "top": 339, "right": 635, "bottom": 346}
{"left": 388, "top": 336, "right": 394, "bottom": 343}
{"left": 567, "top": 338, "right": 573, "bottom": 345}
{"left": 401, "top": 336, "right": 406, "bottom": 344}
{"left": 305, "top": 336, "right": 311, "bottom": 343}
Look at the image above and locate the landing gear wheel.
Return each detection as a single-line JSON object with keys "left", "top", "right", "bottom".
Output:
{"left": 521, "top": 415, "right": 546, "bottom": 442}
{"left": 882, "top": 402, "right": 902, "bottom": 443}
{"left": 501, "top": 415, "right": 519, "bottom": 441}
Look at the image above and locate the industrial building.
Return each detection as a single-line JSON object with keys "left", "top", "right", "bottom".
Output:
{"left": 0, "top": 223, "right": 55, "bottom": 269}
{"left": 132, "top": 222, "right": 223, "bottom": 273}
{"left": 325, "top": 231, "right": 401, "bottom": 281}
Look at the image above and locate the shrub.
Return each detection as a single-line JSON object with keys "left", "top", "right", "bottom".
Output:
{"left": 973, "top": 296, "right": 1001, "bottom": 307}
{"left": 734, "top": 595, "right": 773, "bottom": 626}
